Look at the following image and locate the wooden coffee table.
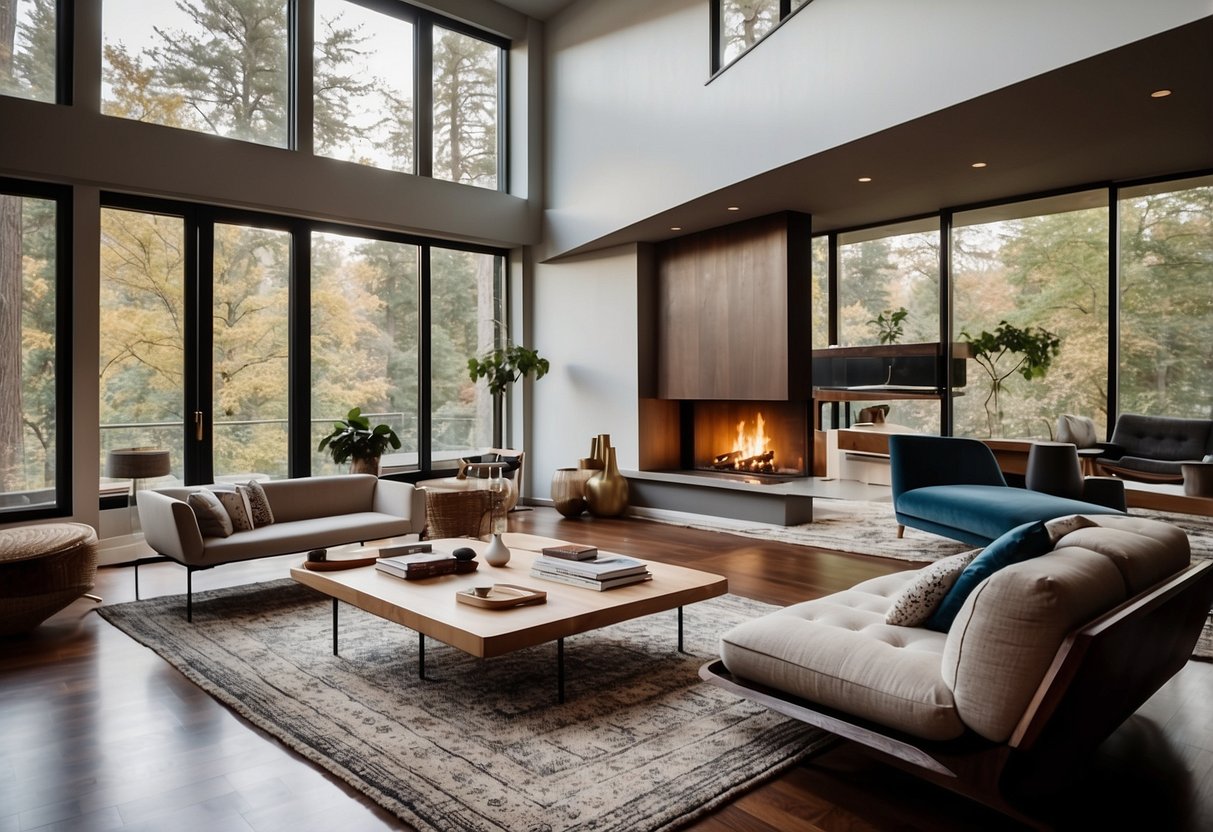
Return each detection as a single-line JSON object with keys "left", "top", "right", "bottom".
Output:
{"left": 290, "top": 533, "right": 728, "bottom": 702}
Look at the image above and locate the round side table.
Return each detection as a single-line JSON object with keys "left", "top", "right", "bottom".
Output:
{"left": 1181, "top": 462, "right": 1213, "bottom": 497}
{"left": 0, "top": 523, "right": 100, "bottom": 636}
{"left": 1026, "top": 441, "right": 1084, "bottom": 500}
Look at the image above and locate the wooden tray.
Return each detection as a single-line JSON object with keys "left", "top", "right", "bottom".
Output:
{"left": 302, "top": 556, "right": 378, "bottom": 571}
{"left": 456, "top": 584, "right": 547, "bottom": 609}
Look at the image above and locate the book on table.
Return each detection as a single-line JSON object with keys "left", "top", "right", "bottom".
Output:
{"left": 539, "top": 543, "right": 598, "bottom": 561}
{"left": 532, "top": 553, "right": 647, "bottom": 580}
{"left": 528, "top": 568, "right": 652, "bottom": 591}
{"left": 376, "top": 552, "right": 477, "bottom": 579}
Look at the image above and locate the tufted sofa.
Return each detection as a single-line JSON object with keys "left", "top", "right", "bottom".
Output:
{"left": 1094, "top": 412, "right": 1213, "bottom": 483}
{"left": 702, "top": 514, "right": 1213, "bottom": 821}
{"left": 139, "top": 474, "right": 425, "bottom": 618}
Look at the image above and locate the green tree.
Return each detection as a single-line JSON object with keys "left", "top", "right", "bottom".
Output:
{"left": 432, "top": 27, "right": 498, "bottom": 187}
{"left": 313, "top": 10, "right": 380, "bottom": 160}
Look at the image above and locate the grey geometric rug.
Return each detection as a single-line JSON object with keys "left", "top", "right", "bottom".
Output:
{"left": 98, "top": 580, "right": 831, "bottom": 832}
{"left": 662, "top": 499, "right": 1213, "bottom": 563}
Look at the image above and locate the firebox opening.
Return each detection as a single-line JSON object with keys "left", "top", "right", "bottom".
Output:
{"left": 689, "top": 401, "right": 808, "bottom": 478}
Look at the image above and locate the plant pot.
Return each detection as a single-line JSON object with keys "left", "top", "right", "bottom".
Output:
{"left": 351, "top": 456, "right": 381, "bottom": 475}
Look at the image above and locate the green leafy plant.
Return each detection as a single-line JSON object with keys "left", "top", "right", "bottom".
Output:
{"left": 468, "top": 344, "right": 550, "bottom": 446}
{"left": 962, "top": 321, "right": 1061, "bottom": 437}
{"left": 317, "top": 407, "right": 401, "bottom": 465}
{"left": 868, "top": 307, "right": 908, "bottom": 345}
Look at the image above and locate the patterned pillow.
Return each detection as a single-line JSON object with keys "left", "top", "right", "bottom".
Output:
{"left": 187, "top": 491, "right": 233, "bottom": 538}
{"left": 1044, "top": 514, "right": 1099, "bottom": 544}
{"left": 239, "top": 480, "right": 274, "bottom": 527}
{"left": 884, "top": 550, "right": 979, "bottom": 627}
{"left": 214, "top": 488, "right": 254, "bottom": 533}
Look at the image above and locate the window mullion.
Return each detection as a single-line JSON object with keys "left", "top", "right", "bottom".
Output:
{"left": 416, "top": 17, "right": 434, "bottom": 179}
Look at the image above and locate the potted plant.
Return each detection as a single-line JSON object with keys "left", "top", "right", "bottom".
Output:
{"left": 868, "top": 307, "right": 908, "bottom": 345}
{"left": 962, "top": 321, "right": 1061, "bottom": 437}
{"left": 467, "top": 343, "right": 550, "bottom": 446}
{"left": 317, "top": 407, "right": 402, "bottom": 474}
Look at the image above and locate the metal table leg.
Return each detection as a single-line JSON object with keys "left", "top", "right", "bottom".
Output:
{"left": 332, "top": 598, "right": 338, "bottom": 656}
{"left": 419, "top": 632, "right": 426, "bottom": 679}
{"left": 678, "top": 606, "right": 685, "bottom": 653}
{"left": 557, "top": 637, "right": 565, "bottom": 704}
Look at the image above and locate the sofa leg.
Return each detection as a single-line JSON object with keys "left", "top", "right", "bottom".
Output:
{"left": 897, "top": 524, "right": 905, "bottom": 539}
{"left": 187, "top": 568, "right": 193, "bottom": 622}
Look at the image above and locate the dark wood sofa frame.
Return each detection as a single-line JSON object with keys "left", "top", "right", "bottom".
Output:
{"left": 700, "top": 559, "right": 1213, "bottom": 828}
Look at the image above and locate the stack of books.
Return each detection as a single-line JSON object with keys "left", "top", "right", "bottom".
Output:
{"left": 376, "top": 552, "right": 478, "bottom": 580}
{"left": 530, "top": 552, "right": 650, "bottom": 590}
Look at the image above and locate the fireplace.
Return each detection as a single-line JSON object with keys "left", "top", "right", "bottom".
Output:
{"left": 687, "top": 401, "right": 809, "bottom": 478}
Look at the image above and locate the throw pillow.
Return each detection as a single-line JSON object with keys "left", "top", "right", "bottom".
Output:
{"left": 925, "top": 520, "right": 1054, "bottom": 633}
{"left": 884, "top": 550, "right": 979, "bottom": 627}
{"left": 214, "top": 488, "right": 254, "bottom": 533}
{"left": 1056, "top": 414, "right": 1098, "bottom": 449}
{"left": 1044, "top": 513, "right": 1099, "bottom": 544}
{"left": 240, "top": 480, "right": 274, "bottom": 527}
{"left": 187, "top": 491, "right": 234, "bottom": 538}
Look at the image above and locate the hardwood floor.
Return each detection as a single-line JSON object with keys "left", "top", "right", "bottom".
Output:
{"left": 2, "top": 507, "right": 1210, "bottom": 831}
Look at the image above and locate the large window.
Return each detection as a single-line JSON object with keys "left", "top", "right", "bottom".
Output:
{"left": 0, "top": 181, "right": 66, "bottom": 518}
{"left": 432, "top": 25, "right": 501, "bottom": 189}
{"left": 101, "top": 0, "right": 290, "bottom": 147}
{"left": 810, "top": 235, "right": 828, "bottom": 350}
{"left": 314, "top": 0, "right": 415, "bottom": 173}
{"left": 0, "top": 0, "right": 57, "bottom": 102}
{"left": 1118, "top": 176, "right": 1213, "bottom": 419}
{"left": 952, "top": 193, "right": 1109, "bottom": 439}
{"left": 311, "top": 230, "right": 419, "bottom": 474}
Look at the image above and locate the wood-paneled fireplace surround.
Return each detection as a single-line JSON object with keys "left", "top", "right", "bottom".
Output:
{"left": 630, "top": 212, "right": 816, "bottom": 524}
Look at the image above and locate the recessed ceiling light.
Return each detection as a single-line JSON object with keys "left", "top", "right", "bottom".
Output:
{"left": 971, "top": 162, "right": 987, "bottom": 168}
{"left": 727, "top": 206, "right": 740, "bottom": 211}
{"left": 857, "top": 177, "right": 872, "bottom": 183}
{"left": 1150, "top": 88, "right": 1172, "bottom": 98}
{"left": 670, "top": 226, "right": 682, "bottom": 231}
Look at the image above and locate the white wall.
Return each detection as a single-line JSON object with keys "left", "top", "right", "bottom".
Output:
{"left": 542, "top": 0, "right": 1212, "bottom": 257}
{"left": 529, "top": 244, "right": 641, "bottom": 500}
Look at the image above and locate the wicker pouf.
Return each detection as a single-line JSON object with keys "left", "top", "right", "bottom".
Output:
{"left": 0, "top": 523, "right": 99, "bottom": 636}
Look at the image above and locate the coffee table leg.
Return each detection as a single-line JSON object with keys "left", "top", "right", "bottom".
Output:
{"left": 557, "top": 637, "right": 565, "bottom": 704}
{"left": 332, "top": 598, "right": 338, "bottom": 656}
{"left": 678, "top": 606, "right": 685, "bottom": 653}
{"left": 419, "top": 633, "right": 426, "bottom": 679}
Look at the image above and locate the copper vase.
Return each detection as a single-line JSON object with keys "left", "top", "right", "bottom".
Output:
{"left": 585, "top": 446, "right": 628, "bottom": 518}
{"left": 551, "top": 467, "right": 595, "bottom": 517}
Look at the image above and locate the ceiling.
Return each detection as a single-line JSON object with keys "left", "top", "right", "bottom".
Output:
{"left": 561, "top": 15, "right": 1213, "bottom": 257}
{"left": 496, "top": 0, "right": 575, "bottom": 20}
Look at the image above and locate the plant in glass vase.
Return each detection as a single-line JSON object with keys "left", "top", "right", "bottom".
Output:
{"left": 467, "top": 342, "right": 550, "bottom": 446}
{"left": 962, "top": 321, "right": 1061, "bottom": 437}
{"left": 317, "top": 407, "right": 401, "bottom": 474}
{"left": 868, "top": 307, "right": 908, "bottom": 345}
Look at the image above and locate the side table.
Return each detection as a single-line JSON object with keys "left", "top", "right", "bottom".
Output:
{"left": 1182, "top": 462, "right": 1213, "bottom": 497}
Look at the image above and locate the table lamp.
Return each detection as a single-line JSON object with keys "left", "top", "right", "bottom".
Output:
{"left": 106, "top": 447, "right": 172, "bottom": 535}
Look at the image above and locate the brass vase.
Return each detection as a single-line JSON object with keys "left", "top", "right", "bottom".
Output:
{"left": 551, "top": 467, "right": 595, "bottom": 517}
{"left": 585, "top": 446, "right": 628, "bottom": 518}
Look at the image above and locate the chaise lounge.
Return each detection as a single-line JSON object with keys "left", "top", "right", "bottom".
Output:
{"left": 891, "top": 434, "right": 1124, "bottom": 546}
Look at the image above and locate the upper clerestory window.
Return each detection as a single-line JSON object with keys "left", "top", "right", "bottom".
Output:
{"left": 713, "top": 0, "right": 812, "bottom": 75}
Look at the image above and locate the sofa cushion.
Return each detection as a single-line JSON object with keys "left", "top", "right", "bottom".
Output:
{"left": 187, "top": 491, "right": 233, "bottom": 538}
{"left": 1052, "top": 514, "right": 1190, "bottom": 594}
{"left": 240, "top": 480, "right": 275, "bottom": 527}
{"left": 199, "top": 512, "right": 416, "bottom": 564}
{"left": 895, "top": 485, "right": 1122, "bottom": 544}
{"left": 926, "top": 521, "right": 1053, "bottom": 632}
{"left": 1096, "top": 455, "right": 1187, "bottom": 477}
{"left": 721, "top": 572, "right": 964, "bottom": 741}
{"left": 260, "top": 474, "right": 379, "bottom": 523}
{"left": 1044, "top": 513, "right": 1098, "bottom": 543}
{"left": 884, "top": 550, "right": 978, "bottom": 627}
{"left": 941, "top": 548, "right": 1127, "bottom": 742}
{"left": 1056, "top": 414, "right": 1098, "bottom": 448}
{"left": 214, "top": 488, "right": 254, "bottom": 533}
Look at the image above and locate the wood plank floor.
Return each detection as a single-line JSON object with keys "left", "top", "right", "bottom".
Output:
{"left": 2, "top": 507, "right": 1210, "bottom": 831}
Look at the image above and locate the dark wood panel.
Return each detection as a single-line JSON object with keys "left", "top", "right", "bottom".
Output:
{"left": 656, "top": 212, "right": 810, "bottom": 401}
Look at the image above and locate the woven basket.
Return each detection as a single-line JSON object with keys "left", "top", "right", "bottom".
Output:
{"left": 420, "top": 489, "right": 499, "bottom": 540}
{"left": 0, "top": 523, "right": 98, "bottom": 636}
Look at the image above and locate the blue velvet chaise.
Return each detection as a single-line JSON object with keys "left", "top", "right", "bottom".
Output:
{"left": 890, "top": 434, "right": 1124, "bottom": 546}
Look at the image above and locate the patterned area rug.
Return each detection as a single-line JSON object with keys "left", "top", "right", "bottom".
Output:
{"left": 658, "top": 499, "right": 1213, "bottom": 563}
{"left": 98, "top": 581, "right": 830, "bottom": 832}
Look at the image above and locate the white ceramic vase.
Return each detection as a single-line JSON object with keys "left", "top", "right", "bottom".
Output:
{"left": 483, "top": 533, "right": 511, "bottom": 567}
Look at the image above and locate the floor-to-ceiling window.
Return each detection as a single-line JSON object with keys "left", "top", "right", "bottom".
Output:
{"left": 310, "top": 230, "right": 420, "bottom": 474}
{"left": 1118, "top": 175, "right": 1213, "bottom": 420}
{"left": 810, "top": 234, "right": 829, "bottom": 350}
{"left": 0, "top": 180, "right": 67, "bottom": 519}
{"left": 951, "top": 192, "right": 1109, "bottom": 439}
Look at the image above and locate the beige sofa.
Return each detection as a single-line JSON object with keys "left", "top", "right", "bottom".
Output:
{"left": 704, "top": 514, "right": 1213, "bottom": 822}
{"left": 139, "top": 474, "right": 425, "bottom": 618}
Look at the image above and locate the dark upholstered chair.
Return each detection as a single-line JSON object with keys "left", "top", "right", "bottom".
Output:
{"left": 1095, "top": 413, "right": 1213, "bottom": 483}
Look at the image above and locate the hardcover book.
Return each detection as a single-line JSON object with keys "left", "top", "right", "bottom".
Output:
{"left": 529, "top": 569, "right": 651, "bottom": 591}
{"left": 533, "top": 553, "right": 647, "bottom": 580}
{"left": 540, "top": 543, "right": 598, "bottom": 561}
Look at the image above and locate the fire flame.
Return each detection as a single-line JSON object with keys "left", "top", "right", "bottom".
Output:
{"left": 735, "top": 413, "right": 769, "bottom": 459}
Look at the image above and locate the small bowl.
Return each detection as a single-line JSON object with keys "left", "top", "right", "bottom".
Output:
{"left": 452, "top": 547, "right": 477, "bottom": 561}
{"left": 472, "top": 586, "right": 493, "bottom": 598}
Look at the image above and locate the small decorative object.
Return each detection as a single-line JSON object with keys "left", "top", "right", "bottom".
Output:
{"left": 317, "top": 407, "right": 402, "bottom": 474}
{"left": 472, "top": 585, "right": 493, "bottom": 597}
{"left": 483, "top": 533, "right": 511, "bottom": 567}
{"left": 585, "top": 443, "right": 629, "bottom": 518}
{"left": 487, "top": 467, "right": 508, "bottom": 533}
{"left": 452, "top": 547, "right": 477, "bottom": 561}
{"left": 307, "top": 548, "right": 328, "bottom": 562}
{"left": 551, "top": 467, "right": 596, "bottom": 517}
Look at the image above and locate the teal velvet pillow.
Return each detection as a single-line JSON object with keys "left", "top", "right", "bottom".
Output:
{"left": 924, "top": 520, "right": 1053, "bottom": 632}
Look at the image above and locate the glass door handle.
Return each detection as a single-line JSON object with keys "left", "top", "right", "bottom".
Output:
{"left": 194, "top": 411, "right": 205, "bottom": 441}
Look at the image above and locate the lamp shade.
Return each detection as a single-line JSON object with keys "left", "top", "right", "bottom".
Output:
{"left": 106, "top": 448, "right": 172, "bottom": 479}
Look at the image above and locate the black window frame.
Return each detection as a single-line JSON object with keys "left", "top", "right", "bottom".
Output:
{"left": 0, "top": 176, "right": 73, "bottom": 523}
{"left": 711, "top": 0, "right": 813, "bottom": 78}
